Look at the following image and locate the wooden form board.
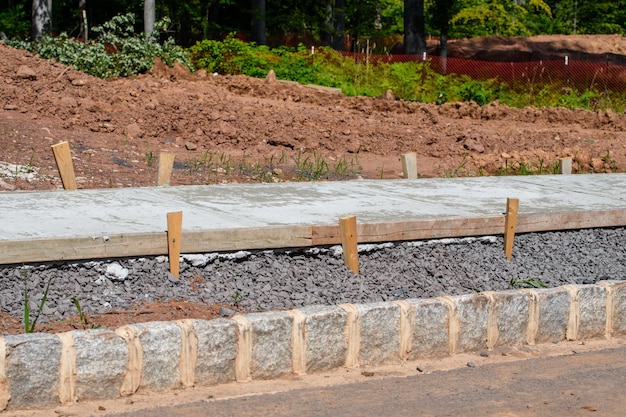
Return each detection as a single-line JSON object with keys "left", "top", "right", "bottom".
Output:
{"left": 51, "top": 141, "right": 77, "bottom": 190}
{"left": 167, "top": 211, "right": 183, "bottom": 278}
{"left": 504, "top": 198, "right": 519, "bottom": 261}
{"left": 157, "top": 152, "right": 176, "bottom": 186}
{"left": 339, "top": 215, "right": 359, "bottom": 274}
{"left": 401, "top": 152, "right": 418, "bottom": 180}
{"left": 1, "top": 209, "right": 625, "bottom": 265}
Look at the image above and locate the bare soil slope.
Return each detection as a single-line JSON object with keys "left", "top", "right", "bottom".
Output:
{"left": 1, "top": 35, "right": 626, "bottom": 192}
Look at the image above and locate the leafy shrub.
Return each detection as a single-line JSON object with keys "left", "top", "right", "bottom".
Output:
{"left": 381, "top": 61, "right": 444, "bottom": 102}
{"left": 190, "top": 33, "right": 277, "bottom": 77}
{"left": 9, "top": 13, "right": 191, "bottom": 78}
{"left": 272, "top": 45, "right": 320, "bottom": 84}
{"left": 453, "top": 79, "right": 498, "bottom": 106}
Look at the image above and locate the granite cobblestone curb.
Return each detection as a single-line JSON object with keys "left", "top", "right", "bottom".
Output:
{"left": 0, "top": 281, "right": 625, "bottom": 412}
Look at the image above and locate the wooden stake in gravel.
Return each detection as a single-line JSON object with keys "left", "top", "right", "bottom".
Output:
{"left": 401, "top": 152, "right": 418, "bottom": 179}
{"left": 340, "top": 215, "right": 359, "bottom": 274}
{"left": 51, "top": 141, "right": 77, "bottom": 190}
{"left": 157, "top": 152, "right": 176, "bottom": 186}
{"left": 167, "top": 211, "right": 183, "bottom": 278}
{"left": 504, "top": 198, "right": 519, "bottom": 261}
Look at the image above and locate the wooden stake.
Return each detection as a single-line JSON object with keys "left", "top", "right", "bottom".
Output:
{"left": 167, "top": 211, "right": 183, "bottom": 278}
{"left": 559, "top": 157, "right": 572, "bottom": 175}
{"left": 51, "top": 141, "right": 77, "bottom": 190}
{"left": 401, "top": 152, "right": 418, "bottom": 179}
{"left": 339, "top": 215, "right": 359, "bottom": 274}
{"left": 504, "top": 198, "right": 519, "bottom": 261}
{"left": 157, "top": 152, "right": 176, "bottom": 186}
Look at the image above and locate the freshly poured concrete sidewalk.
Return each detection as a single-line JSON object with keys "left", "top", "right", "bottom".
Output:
{"left": 0, "top": 174, "right": 626, "bottom": 412}
{"left": 1, "top": 173, "right": 626, "bottom": 264}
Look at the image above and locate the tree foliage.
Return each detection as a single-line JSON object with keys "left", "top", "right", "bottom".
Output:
{"left": 449, "top": 0, "right": 552, "bottom": 37}
{"left": 0, "top": 0, "right": 623, "bottom": 46}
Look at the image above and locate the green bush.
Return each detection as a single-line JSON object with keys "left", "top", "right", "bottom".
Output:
{"left": 273, "top": 46, "right": 320, "bottom": 84}
{"left": 453, "top": 79, "right": 498, "bottom": 106}
{"left": 190, "top": 33, "right": 277, "bottom": 77}
{"left": 379, "top": 61, "right": 445, "bottom": 102}
{"left": 9, "top": 13, "right": 191, "bottom": 78}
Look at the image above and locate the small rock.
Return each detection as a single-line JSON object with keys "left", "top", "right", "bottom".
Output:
{"left": 161, "top": 136, "right": 176, "bottom": 144}
{"left": 105, "top": 263, "right": 129, "bottom": 282}
{"left": 480, "top": 351, "right": 489, "bottom": 357}
{"left": 3, "top": 104, "right": 17, "bottom": 111}
{"left": 185, "top": 142, "right": 198, "bottom": 151}
{"left": 380, "top": 89, "right": 395, "bottom": 101}
{"left": 265, "top": 69, "right": 277, "bottom": 83}
{"left": 53, "top": 410, "right": 78, "bottom": 416}
{"left": 16, "top": 65, "right": 37, "bottom": 80}
{"left": 59, "top": 96, "right": 78, "bottom": 108}
{"left": 464, "top": 138, "right": 485, "bottom": 153}
{"left": 361, "top": 371, "right": 374, "bottom": 377}
{"left": 416, "top": 366, "right": 424, "bottom": 373}
{"left": 552, "top": 337, "right": 560, "bottom": 344}
{"left": 125, "top": 122, "right": 143, "bottom": 139}
{"left": 467, "top": 361, "right": 477, "bottom": 368}
{"left": 71, "top": 79, "right": 87, "bottom": 86}
{"left": 220, "top": 307, "right": 236, "bottom": 318}
{"left": 98, "top": 405, "right": 106, "bottom": 411}
{"left": 590, "top": 157, "right": 604, "bottom": 169}
{"left": 0, "top": 179, "right": 15, "bottom": 191}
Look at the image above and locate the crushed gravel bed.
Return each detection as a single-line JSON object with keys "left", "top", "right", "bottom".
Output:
{"left": 1, "top": 227, "right": 625, "bottom": 323}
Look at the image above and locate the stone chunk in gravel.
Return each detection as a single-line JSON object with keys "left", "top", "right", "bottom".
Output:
{"left": 105, "top": 262, "right": 129, "bottom": 281}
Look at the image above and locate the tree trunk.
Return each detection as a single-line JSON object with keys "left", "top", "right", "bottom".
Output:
{"left": 206, "top": 0, "right": 221, "bottom": 40}
{"left": 403, "top": 0, "right": 426, "bottom": 54}
{"left": 440, "top": 31, "right": 448, "bottom": 74}
{"left": 31, "top": 0, "right": 51, "bottom": 39}
{"left": 250, "top": 0, "right": 266, "bottom": 45}
{"left": 331, "top": 0, "right": 345, "bottom": 51}
{"left": 321, "top": 3, "right": 333, "bottom": 45}
{"left": 144, "top": 0, "right": 155, "bottom": 35}
{"left": 78, "top": 0, "right": 87, "bottom": 40}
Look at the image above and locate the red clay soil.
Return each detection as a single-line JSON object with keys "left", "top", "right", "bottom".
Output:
{"left": 0, "top": 34, "right": 625, "bottom": 334}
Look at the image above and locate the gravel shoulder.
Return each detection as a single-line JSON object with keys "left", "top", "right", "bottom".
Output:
{"left": 1, "top": 227, "right": 624, "bottom": 334}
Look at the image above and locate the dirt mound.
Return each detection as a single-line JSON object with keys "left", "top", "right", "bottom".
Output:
{"left": 445, "top": 34, "right": 626, "bottom": 64}
{"left": 0, "top": 37, "right": 625, "bottom": 193}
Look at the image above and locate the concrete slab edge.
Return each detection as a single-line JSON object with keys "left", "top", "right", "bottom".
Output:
{"left": 1, "top": 280, "right": 625, "bottom": 412}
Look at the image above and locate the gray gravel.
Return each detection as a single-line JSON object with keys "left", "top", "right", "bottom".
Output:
{"left": 1, "top": 227, "right": 625, "bottom": 324}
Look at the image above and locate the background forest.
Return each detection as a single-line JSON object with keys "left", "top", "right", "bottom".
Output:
{"left": 1, "top": 0, "right": 625, "bottom": 50}
{"left": 0, "top": 1, "right": 624, "bottom": 112}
